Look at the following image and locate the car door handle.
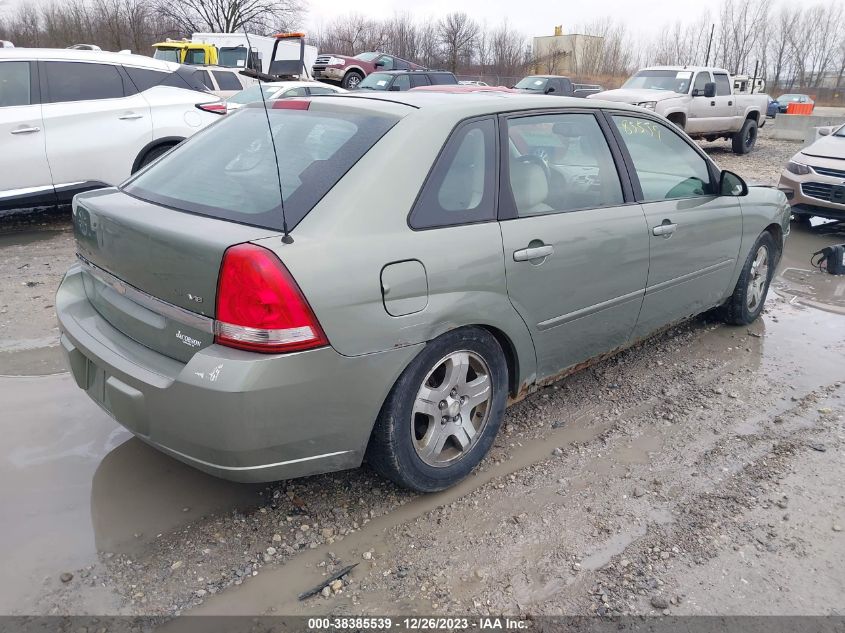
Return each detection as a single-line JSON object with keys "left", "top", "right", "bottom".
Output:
{"left": 118, "top": 113, "right": 143, "bottom": 120}
{"left": 11, "top": 126, "right": 40, "bottom": 134}
{"left": 728, "top": 100, "right": 733, "bottom": 106}
{"left": 652, "top": 223, "right": 678, "bottom": 237}
{"left": 513, "top": 245, "right": 554, "bottom": 262}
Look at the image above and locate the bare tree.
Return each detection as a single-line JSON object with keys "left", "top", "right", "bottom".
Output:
{"left": 154, "top": 0, "right": 304, "bottom": 36}
{"left": 438, "top": 12, "right": 479, "bottom": 73}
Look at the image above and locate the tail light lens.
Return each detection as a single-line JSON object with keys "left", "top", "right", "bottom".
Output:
{"left": 214, "top": 243, "right": 328, "bottom": 353}
{"left": 196, "top": 102, "right": 227, "bottom": 115}
{"left": 271, "top": 98, "right": 310, "bottom": 110}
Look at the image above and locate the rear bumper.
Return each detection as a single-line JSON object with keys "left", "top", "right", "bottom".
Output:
{"left": 56, "top": 265, "right": 420, "bottom": 483}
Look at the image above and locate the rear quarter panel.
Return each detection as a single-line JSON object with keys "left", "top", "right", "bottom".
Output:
{"left": 141, "top": 86, "right": 219, "bottom": 139}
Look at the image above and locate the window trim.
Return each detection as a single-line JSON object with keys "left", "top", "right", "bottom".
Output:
{"left": 602, "top": 109, "right": 721, "bottom": 203}
{"left": 497, "top": 108, "right": 637, "bottom": 221}
{"left": 407, "top": 115, "right": 500, "bottom": 231}
{"left": 38, "top": 60, "right": 128, "bottom": 104}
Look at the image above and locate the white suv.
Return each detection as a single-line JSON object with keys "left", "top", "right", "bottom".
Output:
{"left": 0, "top": 48, "right": 223, "bottom": 212}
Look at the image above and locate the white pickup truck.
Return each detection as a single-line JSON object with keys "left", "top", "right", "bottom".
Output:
{"left": 589, "top": 66, "right": 769, "bottom": 154}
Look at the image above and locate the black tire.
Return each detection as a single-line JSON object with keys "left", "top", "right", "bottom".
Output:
{"left": 341, "top": 70, "right": 364, "bottom": 90}
{"left": 134, "top": 144, "right": 175, "bottom": 173}
{"left": 366, "top": 327, "right": 508, "bottom": 492}
{"left": 792, "top": 213, "right": 812, "bottom": 228}
{"left": 731, "top": 118, "right": 758, "bottom": 154}
{"left": 719, "top": 231, "right": 778, "bottom": 325}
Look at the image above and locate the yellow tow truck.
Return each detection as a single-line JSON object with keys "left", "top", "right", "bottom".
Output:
{"left": 152, "top": 40, "right": 218, "bottom": 66}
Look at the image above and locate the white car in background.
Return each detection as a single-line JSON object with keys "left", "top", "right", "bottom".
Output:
{"left": 225, "top": 80, "right": 346, "bottom": 110}
{"left": 0, "top": 48, "right": 223, "bottom": 212}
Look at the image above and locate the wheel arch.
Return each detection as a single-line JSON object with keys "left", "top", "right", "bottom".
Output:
{"left": 764, "top": 222, "right": 784, "bottom": 265}
{"left": 344, "top": 66, "right": 365, "bottom": 78}
{"left": 131, "top": 136, "right": 185, "bottom": 174}
{"left": 665, "top": 111, "right": 687, "bottom": 129}
{"left": 745, "top": 110, "right": 760, "bottom": 124}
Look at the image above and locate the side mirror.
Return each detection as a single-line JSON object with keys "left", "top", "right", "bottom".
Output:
{"left": 545, "top": 86, "right": 555, "bottom": 94}
{"left": 374, "top": 60, "right": 384, "bottom": 68}
{"left": 720, "top": 170, "right": 748, "bottom": 197}
{"left": 704, "top": 82, "right": 716, "bottom": 98}
{"left": 818, "top": 127, "right": 831, "bottom": 137}
{"left": 388, "top": 84, "right": 401, "bottom": 91}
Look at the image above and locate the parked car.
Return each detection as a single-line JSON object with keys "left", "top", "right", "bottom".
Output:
{"left": 178, "top": 64, "right": 255, "bottom": 98}
{"left": 56, "top": 93, "right": 789, "bottom": 492}
{"left": 767, "top": 97, "right": 779, "bottom": 118}
{"left": 312, "top": 51, "right": 424, "bottom": 89}
{"left": 226, "top": 81, "right": 345, "bottom": 110}
{"left": 459, "top": 80, "right": 488, "bottom": 86}
{"left": 356, "top": 70, "right": 457, "bottom": 91}
{"left": 776, "top": 93, "right": 814, "bottom": 113}
{"left": 589, "top": 66, "right": 769, "bottom": 154}
{"left": 514, "top": 75, "right": 575, "bottom": 96}
{"left": 778, "top": 123, "right": 845, "bottom": 223}
{"left": 0, "top": 48, "right": 222, "bottom": 212}
{"left": 0, "top": 40, "right": 15, "bottom": 48}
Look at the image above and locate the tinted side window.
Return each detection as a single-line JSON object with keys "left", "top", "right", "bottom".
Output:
{"left": 308, "top": 86, "right": 337, "bottom": 95}
{"left": 281, "top": 87, "right": 307, "bottom": 97}
{"left": 410, "top": 118, "right": 496, "bottom": 229}
{"left": 124, "top": 67, "right": 170, "bottom": 92}
{"left": 714, "top": 73, "right": 731, "bottom": 96}
{"left": 507, "top": 113, "right": 623, "bottom": 216}
{"left": 212, "top": 70, "right": 242, "bottom": 90}
{"left": 0, "top": 61, "right": 31, "bottom": 107}
{"left": 612, "top": 115, "right": 713, "bottom": 201}
{"left": 391, "top": 74, "right": 410, "bottom": 91}
{"left": 44, "top": 62, "right": 125, "bottom": 103}
{"left": 409, "top": 74, "right": 430, "bottom": 88}
{"left": 692, "top": 72, "right": 711, "bottom": 95}
{"left": 395, "top": 59, "right": 411, "bottom": 71}
{"left": 430, "top": 73, "right": 457, "bottom": 85}
{"left": 378, "top": 55, "right": 395, "bottom": 70}
{"left": 165, "top": 68, "right": 208, "bottom": 92}
{"left": 197, "top": 71, "right": 213, "bottom": 90}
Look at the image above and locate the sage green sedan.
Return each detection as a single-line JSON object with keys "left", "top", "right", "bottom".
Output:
{"left": 56, "top": 93, "right": 790, "bottom": 492}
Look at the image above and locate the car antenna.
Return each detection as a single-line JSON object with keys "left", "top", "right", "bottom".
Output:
{"left": 241, "top": 25, "right": 293, "bottom": 244}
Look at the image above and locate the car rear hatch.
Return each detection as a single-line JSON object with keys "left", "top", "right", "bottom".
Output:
{"left": 71, "top": 99, "right": 404, "bottom": 364}
{"left": 73, "top": 189, "right": 280, "bottom": 363}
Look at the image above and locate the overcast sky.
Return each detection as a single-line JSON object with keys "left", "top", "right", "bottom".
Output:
{"left": 305, "top": 0, "right": 724, "bottom": 37}
{"left": 4, "top": 0, "right": 845, "bottom": 40}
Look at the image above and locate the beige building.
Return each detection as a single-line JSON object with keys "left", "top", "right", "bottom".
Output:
{"left": 532, "top": 28, "right": 604, "bottom": 76}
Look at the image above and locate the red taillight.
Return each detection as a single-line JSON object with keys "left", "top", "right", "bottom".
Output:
{"left": 214, "top": 243, "right": 328, "bottom": 353}
{"left": 196, "top": 102, "right": 227, "bottom": 115}
{"left": 271, "top": 98, "right": 310, "bottom": 110}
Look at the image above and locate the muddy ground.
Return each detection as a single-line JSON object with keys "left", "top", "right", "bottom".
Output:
{"left": 0, "top": 122, "right": 843, "bottom": 619}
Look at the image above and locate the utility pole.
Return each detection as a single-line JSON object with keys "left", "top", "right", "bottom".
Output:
{"left": 704, "top": 23, "right": 715, "bottom": 66}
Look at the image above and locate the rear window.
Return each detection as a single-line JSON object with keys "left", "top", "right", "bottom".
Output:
{"left": 123, "top": 106, "right": 398, "bottom": 231}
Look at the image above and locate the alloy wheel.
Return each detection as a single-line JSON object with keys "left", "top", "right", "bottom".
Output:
{"left": 410, "top": 350, "right": 493, "bottom": 467}
{"left": 746, "top": 245, "right": 769, "bottom": 312}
